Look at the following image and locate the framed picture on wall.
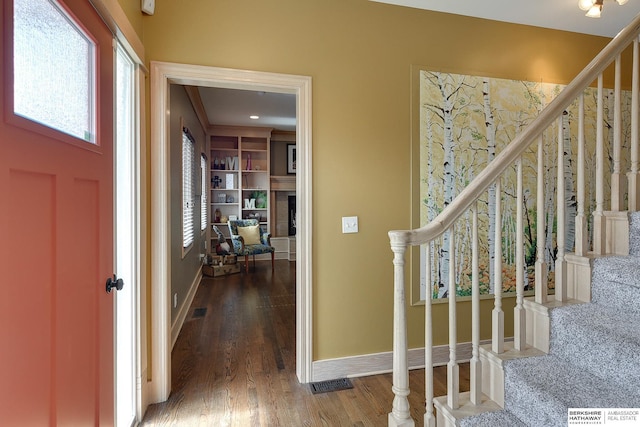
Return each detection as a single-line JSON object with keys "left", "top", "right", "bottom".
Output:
{"left": 287, "top": 144, "right": 296, "bottom": 174}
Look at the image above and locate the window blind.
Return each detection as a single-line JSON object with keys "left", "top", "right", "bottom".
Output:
{"left": 182, "top": 128, "right": 195, "bottom": 249}
{"left": 200, "top": 154, "right": 207, "bottom": 232}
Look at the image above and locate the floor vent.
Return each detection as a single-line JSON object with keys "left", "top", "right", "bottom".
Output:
{"left": 192, "top": 307, "right": 207, "bottom": 318}
{"left": 309, "top": 378, "right": 353, "bottom": 394}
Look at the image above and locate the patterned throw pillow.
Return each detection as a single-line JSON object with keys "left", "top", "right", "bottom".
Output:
{"left": 237, "top": 225, "right": 261, "bottom": 245}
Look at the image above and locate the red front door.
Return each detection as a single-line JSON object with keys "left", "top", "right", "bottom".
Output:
{"left": 0, "top": 0, "right": 115, "bottom": 425}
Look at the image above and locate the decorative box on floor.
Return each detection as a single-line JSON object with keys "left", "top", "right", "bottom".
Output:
{"left": 203, "top": 254, "right": 240, "bottom": 277}
{"left": 202, "top": 263, "right": 240, "bottom": 277}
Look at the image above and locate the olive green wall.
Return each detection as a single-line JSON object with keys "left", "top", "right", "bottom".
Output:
{"left": 139, "top": 0, "right": 611, "bottom": 361}
{"left": 117, "top": 0, "right": 143, "bottom": 40}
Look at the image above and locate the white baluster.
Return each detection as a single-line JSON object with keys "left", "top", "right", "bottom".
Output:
{"left": 424, "top": 245, "right": 435, "bottom": 427}
{"left": 470, "top": 204, "right": 482, "bottom": 405}
{"left": 593, "top": 74, "right": 606, "bottom": 255}
{"left": 535, "top": 136, "right": 548, "bottom": 304}
{"left": 492, "top": 178, "right": 504, "bottom": 354}
{"left": 388, "top": 242, "right": 414, "bottom": 427}
{"left": 556, "top": 116, "right": 567, "bottom": 302}
{"left": 447, "top": 227, "right": 460, "bottom": 410}
{"left": 612, "top": 55, "right": 626, "bottom": 211}
{"left": 576, "top": 94, "right": 589, "bottom": 256}
{"left": 514, "top": 158, "right": 526, "bottom": 350}
{"left": 629, "top": 37, "right": 640, "bottom": 211}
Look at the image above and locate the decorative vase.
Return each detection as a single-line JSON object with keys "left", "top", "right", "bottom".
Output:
{"left": 246, "top": 153, "right": 252, "bottom": 170}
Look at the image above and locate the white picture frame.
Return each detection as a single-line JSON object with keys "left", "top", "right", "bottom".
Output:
{"left": 287, "top": 144, "right": 296, "bottom": 174}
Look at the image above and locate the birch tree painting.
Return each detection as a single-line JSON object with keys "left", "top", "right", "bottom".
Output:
{"left": 419, "top": 70, "right": 629, "bottom": 300}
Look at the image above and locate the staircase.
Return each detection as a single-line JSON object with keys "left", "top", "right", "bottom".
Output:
{"left": 387, "top": 12, "right": 640, "bottom": 427}
{"left": 458, "top": 212, "right": 640, "bottom": 426}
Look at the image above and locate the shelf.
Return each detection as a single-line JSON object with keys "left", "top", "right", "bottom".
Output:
{"left": 210, "top": 125, "right": 271, "bottom": 238}
{"left": 211, "top": 146, "right": 237, "bottom": 151}
{"left": 270, "top": 175, "right": 295, "bottom": 191}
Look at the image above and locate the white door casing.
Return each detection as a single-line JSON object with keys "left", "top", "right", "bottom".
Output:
{"left": 149, "top": 62, "right": 313, "bottom": 402}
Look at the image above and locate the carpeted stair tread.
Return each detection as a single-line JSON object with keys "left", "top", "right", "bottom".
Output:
{"left": 455, "top": 214, "right": 640, "bottom": 427}
{"left": 591, "top": 256, "right": 640, "bottom": 315}
{"left": 629, "top": 211, "right": 640, "bottom": 256}
{"left": 549, "top": 303, "right": 640, "bottom": 395}
{"left": 458, "top": 409, "right": 527, "bottom": 427}
{"left": 592, "top": 256, "right": 640, "bottom": 289}
{"left": 503, "top": 355, "right": 639, "bottom": 427}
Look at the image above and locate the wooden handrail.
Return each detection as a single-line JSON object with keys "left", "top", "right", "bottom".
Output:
{"left": 389, "top": 13, "right": 640, "bottom": 248}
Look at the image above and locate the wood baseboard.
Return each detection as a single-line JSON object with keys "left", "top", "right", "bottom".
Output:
{"left": 311, "top": 339, "right": 493, "bottom": 382}
{"left": 171, "top": 271, "right": 202, "bottom": 349}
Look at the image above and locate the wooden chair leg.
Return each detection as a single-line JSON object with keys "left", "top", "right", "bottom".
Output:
{"left": 245, "top": 255, "right": 249, "bottom": 273}
{"left": 271, "top": 252, "right": 275, "bottom": 272}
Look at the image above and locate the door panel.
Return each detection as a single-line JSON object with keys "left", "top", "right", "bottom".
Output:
{"left": 57, "top": 178, "right": 100, "bottom": 425}
{"left": 5, "top": 170, "right": 56, "bottom": 426}
{"left": 0, "top": 0, "right": 115, "bottom": 425}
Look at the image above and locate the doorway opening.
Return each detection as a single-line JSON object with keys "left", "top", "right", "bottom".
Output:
{"left": 149, "top": 62, "right": 313, "bottom": 402}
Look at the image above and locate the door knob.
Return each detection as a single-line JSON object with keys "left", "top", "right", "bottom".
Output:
{"left": 105, "top": 275, "right": 124, "bottom": 293}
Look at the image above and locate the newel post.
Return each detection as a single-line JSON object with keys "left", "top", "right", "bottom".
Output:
{"left": 388, "top": 234, "right": 415, "bottom": 427}
{"left": 628, "top": 38, "right": 640, "bottom": 210}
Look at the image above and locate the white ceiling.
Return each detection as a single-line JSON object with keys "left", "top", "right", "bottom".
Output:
{"left": 198, "top": 86, "right": 297, "bottom": 132}
{"left": 197, "top": 1, "right": 640, "bottom": 132}
{"left": 371, "top": 0, "right": 640, "bottom": 38}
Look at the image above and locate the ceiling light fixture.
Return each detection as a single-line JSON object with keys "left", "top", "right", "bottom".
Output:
{"left": 578, "top": 0, "right": 627, "bottom": 18}
{"left": 249, "top": 115, "right": 259, "bottom": 120}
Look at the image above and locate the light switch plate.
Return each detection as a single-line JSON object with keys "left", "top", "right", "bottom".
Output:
{"left": 342, "top": 216, "right": 358, "bottom": 233}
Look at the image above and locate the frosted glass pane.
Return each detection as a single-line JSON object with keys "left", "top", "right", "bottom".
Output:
{"left": 116, "top": 46, "right": 133, "bottom": 155}
{"left": 13, "top": 0, "right": 95, "bottom": 142}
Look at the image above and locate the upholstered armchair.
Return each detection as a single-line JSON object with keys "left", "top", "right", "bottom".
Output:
{"left": 227, "top": 219, "right": 275, "bottom": 273}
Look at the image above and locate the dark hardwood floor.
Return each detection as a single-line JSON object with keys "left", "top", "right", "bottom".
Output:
{"left": 141, "top": 259, "right": 469, "bottom": 426}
